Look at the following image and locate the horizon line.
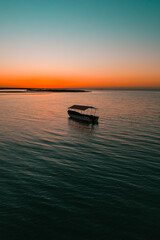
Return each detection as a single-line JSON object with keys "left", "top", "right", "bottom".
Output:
{"left": 0, "top": 87, "right": 160, "bottom": 91}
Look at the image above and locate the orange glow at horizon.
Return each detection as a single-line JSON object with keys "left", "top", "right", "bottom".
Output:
{"left": 1, "top": 37, "right": 160, "bottom": 88}
{"left": 0, "top": 73, "right": 160, "bottom": 88}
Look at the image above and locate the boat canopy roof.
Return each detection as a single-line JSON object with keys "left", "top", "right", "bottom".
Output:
{"left": 69, "top": 105, "right": 97, "bottom": 110}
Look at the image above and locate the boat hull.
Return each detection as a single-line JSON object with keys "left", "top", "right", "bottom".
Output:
{"left": 68, "top": 110, "right": 99, "bottom": 124}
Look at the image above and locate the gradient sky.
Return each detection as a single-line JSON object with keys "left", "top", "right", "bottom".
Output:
{"left": 0, "top": 0, "right": 160, "bottom": 88}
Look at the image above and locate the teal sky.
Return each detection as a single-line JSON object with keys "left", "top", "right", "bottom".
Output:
{"left": 0, "top": 0, "right": 160, "bottom": 87}
{"left": 1, "top": 0, "right": 160, "bottom": 39}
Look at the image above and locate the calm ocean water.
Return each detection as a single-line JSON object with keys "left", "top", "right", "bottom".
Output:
{"left": 0, "top": 90, "right": 160, "bottom": 240}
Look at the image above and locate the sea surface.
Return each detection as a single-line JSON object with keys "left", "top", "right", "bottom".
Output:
{"left": 0, "top": 90, "right": 160, "bottom": 240}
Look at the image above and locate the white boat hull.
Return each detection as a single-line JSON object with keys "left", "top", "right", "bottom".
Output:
{"left": 68, "top": 110, "right": 98, "bottom": 124}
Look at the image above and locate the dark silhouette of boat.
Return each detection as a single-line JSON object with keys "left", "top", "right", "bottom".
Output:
{"left": 68, "top": 105, "right": 99, "bottom": 124}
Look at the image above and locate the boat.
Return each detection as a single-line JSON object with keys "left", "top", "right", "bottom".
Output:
{"left": 68, "top": 105, "right": 99, "bottom": 124}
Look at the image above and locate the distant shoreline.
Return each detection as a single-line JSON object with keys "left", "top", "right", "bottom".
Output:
{"left": 0, "top": 88, "right": 160, "bottom": 93}
{"left": 0, "top": 88, "right": 90, "bottom": 93}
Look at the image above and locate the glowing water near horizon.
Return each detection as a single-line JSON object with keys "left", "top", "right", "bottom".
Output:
{"left": 0, "top": 90, "right": 159, "bottom": 240}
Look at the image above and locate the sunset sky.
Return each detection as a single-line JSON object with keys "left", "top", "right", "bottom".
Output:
{"left": 0, "top": 0, "right": 160, "bottom": 88}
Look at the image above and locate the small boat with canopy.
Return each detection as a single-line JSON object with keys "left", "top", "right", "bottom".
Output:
{"left": 68, "top": 105, "right": 99, "bottom": 124}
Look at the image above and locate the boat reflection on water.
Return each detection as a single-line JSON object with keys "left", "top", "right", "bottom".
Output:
{"left": 68, "top": 117, "right": 98, "bottom": 133}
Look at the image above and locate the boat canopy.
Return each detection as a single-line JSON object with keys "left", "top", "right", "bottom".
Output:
{"left": 69, "top": 105, "right": 97, "bottom": 110}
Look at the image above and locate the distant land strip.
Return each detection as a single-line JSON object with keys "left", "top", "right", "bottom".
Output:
{"left": 0, "top": 88, "right": 90, "bottom": 93}
{"left": 0, "top": 88, "right": 160, "bottom": 92}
